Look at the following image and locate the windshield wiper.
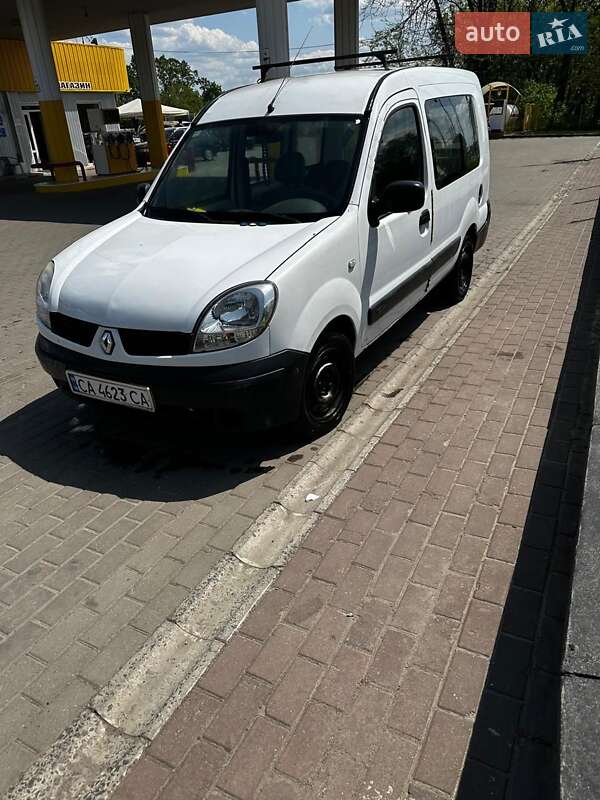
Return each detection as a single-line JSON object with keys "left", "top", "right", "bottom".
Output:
{"left": 145, "top": 206, "right": 232, "bottom": 224}
{"left": 145, "top": 206, "right": 305, "bottom": 224}
{"left": 229, "top": 209, "right": 303, "bottom": 224}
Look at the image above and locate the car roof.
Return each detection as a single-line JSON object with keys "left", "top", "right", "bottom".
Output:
{"left": 201, "top": 67, "right": 480, "bottom": 123}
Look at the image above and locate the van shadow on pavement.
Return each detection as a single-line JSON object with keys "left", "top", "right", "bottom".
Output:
{"left": 0, "top": 388, "right": 304, "bottom": 503}
{"left": 0, "top": 284, "right": 446, "bottom": 503}
{"left": 457, "top": 204, "right": 600, "bottom": 799}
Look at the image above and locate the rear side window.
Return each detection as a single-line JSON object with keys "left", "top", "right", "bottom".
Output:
{"left": 372, "top": 105, "right": 424, "bottom": 202}
{"left": 425, "top": 95, "right": 480, "bottom": 189}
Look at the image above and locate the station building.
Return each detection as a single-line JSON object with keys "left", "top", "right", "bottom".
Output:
{"left": 0, "top": 39, "right": 128, "bottom": 176}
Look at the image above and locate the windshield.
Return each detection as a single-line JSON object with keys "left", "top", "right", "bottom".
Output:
{"left": 146, "top": 114, "right": 364, "bottom": 224}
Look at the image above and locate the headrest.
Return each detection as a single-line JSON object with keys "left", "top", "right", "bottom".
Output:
{"left": 275, "top": 151, "right": 306, "bottom": 185}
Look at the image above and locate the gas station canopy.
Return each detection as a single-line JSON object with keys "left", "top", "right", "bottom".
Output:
{"left": 0, "top": 0, "right": 253, "bottom": 39}
{"left": 118, "top": 99, "right": 189, "bottom": 120}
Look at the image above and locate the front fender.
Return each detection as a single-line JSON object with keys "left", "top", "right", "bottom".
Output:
{"left": 268, "top": 208, "right": 362, "bottom": 356}
{"left": 270, "top": 276, "right": 362, "bottom": 356}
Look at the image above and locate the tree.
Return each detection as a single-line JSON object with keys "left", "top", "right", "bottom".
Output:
{"left": 119, "top": 56, "right": 222, "bottom": 115}
{"left": 121, "top": 59, "right": 139, "bottom": 102}
{"left": 198, "top": 77, "right": 222, "bottom": 104}
{"left": 364, "top": 0, "right": 600, "bottom": 130}
{"left": 155, "top": 55, "right": 202, "bottom": 114}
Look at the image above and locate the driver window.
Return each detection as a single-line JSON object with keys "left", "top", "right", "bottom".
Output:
{"left": 372, "top": 106, "right": 424, "bottom": 202}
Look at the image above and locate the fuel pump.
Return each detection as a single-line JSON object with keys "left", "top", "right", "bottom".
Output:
{"left": 88, "top": 108, "right": 137, "bottom": 175}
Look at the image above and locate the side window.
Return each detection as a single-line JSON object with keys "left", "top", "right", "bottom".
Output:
{"left": 425, "top": 94, "right": 480, "bottom": 189}
{"left": 454, "top": 95, "right": 480, "bottom": 172}
{"left": 372, "top": 105, "right": 424, "bottom": 201}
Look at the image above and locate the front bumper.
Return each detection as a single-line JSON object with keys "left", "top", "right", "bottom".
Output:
{"left": 36, "top": 334, "right": 308, "bottom": 429}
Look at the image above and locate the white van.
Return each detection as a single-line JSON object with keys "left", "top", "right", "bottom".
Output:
{"left": 35, "top": 67, "right": 490, "bottom": 436}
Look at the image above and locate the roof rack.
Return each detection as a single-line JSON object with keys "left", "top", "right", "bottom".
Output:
{"left": 253, "top": 51, "right": 446, "bottom": 82}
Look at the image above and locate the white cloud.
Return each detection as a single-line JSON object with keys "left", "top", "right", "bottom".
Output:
{"left": 151, "top": 20, "right": 258, "bottom": 54}
{"left": 299, "top": 0, "right": 332, "bottom": 8}
{"left": 85, "top": 7, "right": 391, "bottom": 92}
{"left": 151, "top": 21, "right": 260, "bottom": 88}
{"left": 310, "top": 12, "right": 334, "bottom": 28}
{"left": 90, "top": 19, "right": 261, "bottom": 89}
{"left": 291, "top": 46, "right": 335, "bottom": 75}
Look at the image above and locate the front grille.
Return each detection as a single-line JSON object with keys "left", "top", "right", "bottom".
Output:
{"left": 49, "top": 312, "right": 191, "bottom": 355}
{"left": 50, "top": 313, "right": 97, "bottom": 346}
{"left": 118, "top": 329, "right": 191, "bottom": 356}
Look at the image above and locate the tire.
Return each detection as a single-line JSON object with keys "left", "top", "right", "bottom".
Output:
{"left": 296, "top": 331, "right": 355, "bottom": 439}
{"left": 440, "top": 236, "right": 474, "bottom": 305}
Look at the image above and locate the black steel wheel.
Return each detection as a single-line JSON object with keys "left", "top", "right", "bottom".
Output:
{"left": 297, "top": 331, "right": 354, "bottom": 438}
{"left": 441, "top": 236, "right": 474, "bottom": 304}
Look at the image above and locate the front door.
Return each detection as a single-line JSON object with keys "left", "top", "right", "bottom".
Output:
{"left": 361, "top": 97, "right": 432, "bottom": 346}
{"left": 23, "top": 109, "right": 49, "bottom": 165}
{"left": 77, "top": 103, "right": 99, "bottom": 162}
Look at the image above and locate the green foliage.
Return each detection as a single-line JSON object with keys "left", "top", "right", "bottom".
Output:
{"left": 119, "top": 56, "right": 222, "bottom": 115}
{"left": 198, "top": 78, "right": 222, "bottom": 104}
{"left": 156, "top": 55, "right": 201, "bottom": 114}
{"left": 521, "top": 80, "right": 557, "bottom": 130}
{"left": 365, "top": 0, "right": 600, "bottom": 131}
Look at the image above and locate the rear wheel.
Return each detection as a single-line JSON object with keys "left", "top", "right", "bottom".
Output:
{"left": 440, "top": 236, "right": 474, "bottom": 304}
{"left": 297, "top": 331, "right": 355, "bottom": 439}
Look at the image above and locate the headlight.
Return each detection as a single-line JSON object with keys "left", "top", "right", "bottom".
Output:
{"left": 193, "top": 283, "right": 277, "bottom": 352}
{"left": 36, "top": 261, "right": 54, "bottom": 327}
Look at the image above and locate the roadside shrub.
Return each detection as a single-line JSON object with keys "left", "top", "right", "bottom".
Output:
{"left": 550, "top": 102, "right": 570, "bottom": 131}
{"left": 521, "top": 80, "right": 557, "bottom": 130}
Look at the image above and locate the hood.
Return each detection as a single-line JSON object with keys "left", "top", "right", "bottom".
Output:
{"left": 53, "top": 212, "right": 333, "bottom": 332}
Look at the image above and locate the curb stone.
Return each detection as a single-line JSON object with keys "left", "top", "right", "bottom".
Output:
{"left": 562, "top": 330, "right": 600, "bottom": 799}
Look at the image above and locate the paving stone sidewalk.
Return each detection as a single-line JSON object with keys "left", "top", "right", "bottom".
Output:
{"left": 110, "top": 155, "right": 600, "bottom": 800}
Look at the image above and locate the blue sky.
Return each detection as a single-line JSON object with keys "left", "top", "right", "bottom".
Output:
{"left": 87, "top": 0, "right": 397, "bottom": 90}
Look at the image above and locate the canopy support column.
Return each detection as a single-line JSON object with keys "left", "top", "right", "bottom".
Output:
{"left": 334, "top": 0, "right": 359, "bottom": 70}
{"left": 16, "top": 0, "right": 78, "bottom": 182}
{"left": 256, "top": 0, "right": 290, "bottom": 80}
{"left": 129, "top": 12, "right": 168, "bottom": 168}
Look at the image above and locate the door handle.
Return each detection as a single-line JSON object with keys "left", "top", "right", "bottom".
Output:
{"left": 419, "top": 209, "right": 431, "bottom": 227}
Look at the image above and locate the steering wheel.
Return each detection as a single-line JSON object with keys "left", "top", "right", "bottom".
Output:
{"left": 264, "top": 198, "right": 327, "bottom": 214}
{"left": 263, "top": 187, "right": 335, "bottom": 214}
{"left": 297, "top": 187, "right": 336, "bottom": 208}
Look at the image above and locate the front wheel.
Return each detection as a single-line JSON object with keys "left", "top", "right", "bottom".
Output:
{"left": 296, "top": 331, "right": 355, "bottom": 439}
{"left": 440, "top": 237, "right": 474, "bottom": 305}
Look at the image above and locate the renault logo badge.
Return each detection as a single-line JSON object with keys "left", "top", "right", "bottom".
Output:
{"left": 100, "top": 330, "right": 115, "bottom": 355}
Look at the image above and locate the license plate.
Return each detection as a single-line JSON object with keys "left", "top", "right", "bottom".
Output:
{"left": 66, "top": 371, "right": 155, "bottom": 412}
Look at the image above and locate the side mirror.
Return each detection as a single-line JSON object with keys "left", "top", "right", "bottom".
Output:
{"left": 369, "top": 180, "right": 425, "bottom": 226}
{"left": 136, "top": 182, "right": 150, "bottom": 205}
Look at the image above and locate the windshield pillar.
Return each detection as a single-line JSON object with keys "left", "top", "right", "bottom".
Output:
{"left": 256, "top": 0, "right": 290, "bottom": 80}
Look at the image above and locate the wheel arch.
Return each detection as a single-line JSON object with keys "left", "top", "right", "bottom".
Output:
{"left": 465, "top": 223, "right": 478, "bottom": 247}
{"left": 316, "top": 314, "right": 357, "bottom": 350}
{"left": 270, "top": 275, "right": 362, "bottom": 357}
